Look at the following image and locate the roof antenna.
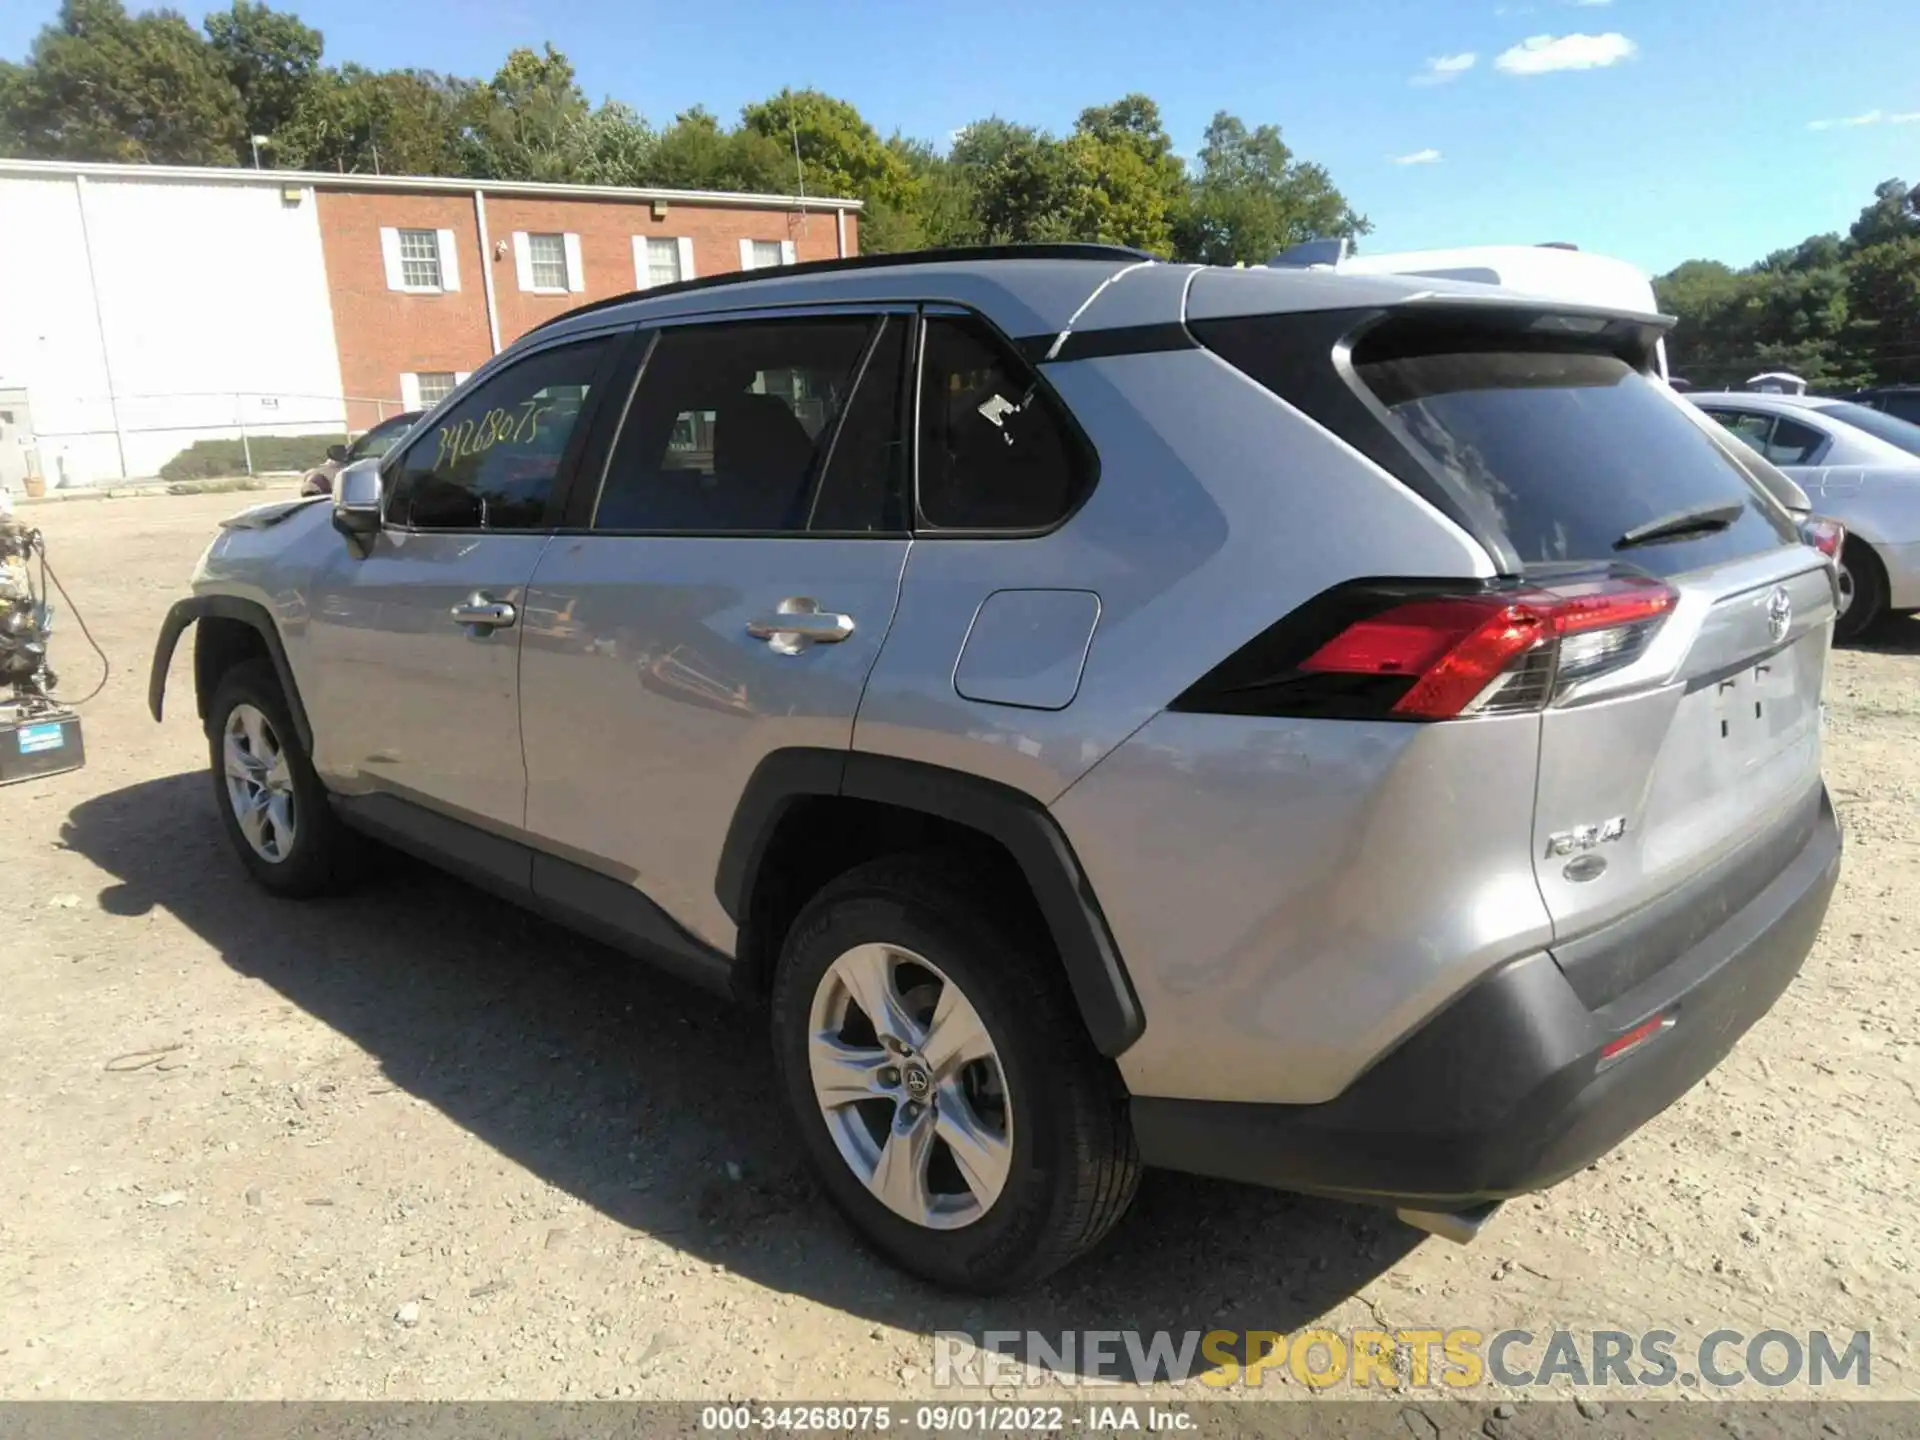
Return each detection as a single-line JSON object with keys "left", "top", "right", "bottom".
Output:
{"left": 789, "top": 110, "right": 809, "bottom": 217}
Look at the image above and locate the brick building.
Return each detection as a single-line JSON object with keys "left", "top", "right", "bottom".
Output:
{"left": 0, "top": 158, "right": 860, "bottom": 487}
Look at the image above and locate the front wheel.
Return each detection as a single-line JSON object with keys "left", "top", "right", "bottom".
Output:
{"left": 206, "top": 659, "right": 354, "bottom": 897}
{"left": 771, "top": 857, "right": 1140, "bottom": 1292}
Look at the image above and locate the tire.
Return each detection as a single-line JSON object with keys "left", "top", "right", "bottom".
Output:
{"left": 206, "top": 658, "right": 354, "bottom": 898}
{"left": 771, "top": 856, "right": 1141, "bottom": 1292}
{"left": 1834, "top": 538, "right": 1888, "bottom": 643}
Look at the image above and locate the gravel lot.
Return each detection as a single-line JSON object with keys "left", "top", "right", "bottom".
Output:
{"left": 3, "top": 490, "right": 1916, "bottom": 1408}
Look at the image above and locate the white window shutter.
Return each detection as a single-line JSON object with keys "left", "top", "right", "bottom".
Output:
{"left": 453, "top": 371, "right": 471, "bottom": 387}
{"left": 779, "top": 239, "right": 797, "bottom": 266}
{"left": 380, "top": 227, "right": 404, "bottom": 290}
{"left": 563, "top": 233, "right": 585, "bottom": 292}
{"left": 631, "top": 236, "right": 650, "bottom": 289}
{"left": 512, "top": 232, "right": 534, "bottom": 292}
{"left": 436, "top": 229, "right": 460, "bottom": 291}
{"left": 398, "top": 372, "right": 421, "bottom": 410}
{"left": 676, "top": 236, "right": 697, "bottom": 280}
{"left": 738, "top": 237, "right": 755, "bottom": 271}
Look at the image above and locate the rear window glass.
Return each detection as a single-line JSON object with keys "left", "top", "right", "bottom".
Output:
{"left": 1356, "top": 350, "right": 1796, "bottom": 575}
{"left": 1814, "top": 400, "right": 1920, "bottom": 458}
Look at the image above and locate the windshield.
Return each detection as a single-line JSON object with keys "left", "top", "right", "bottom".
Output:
{"left": 350, "top": 413, "right": 418, "bottom": 461}
{"left": 1813, "top": 400, "right": 1920, "bottom": 459}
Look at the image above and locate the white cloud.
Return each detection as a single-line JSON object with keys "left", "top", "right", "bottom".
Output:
{"left": 1808, "top": 109, "right": 1920, "bottom": 131}
{"left": 1392, "top": 148, "right": 1445, "bottom": 165}
{"left": 1412, "top": 52, "right": 1478, "bottom": 86}
{"left": 1495, "top": 32, "right": 1637, "bottom": 73}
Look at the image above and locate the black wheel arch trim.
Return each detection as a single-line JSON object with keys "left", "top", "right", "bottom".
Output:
{"left": 717, "top": 748, "right": 1146, "bottom": 1056}
{"left": 149, "top": 595, "right": 313, "bottom": 753}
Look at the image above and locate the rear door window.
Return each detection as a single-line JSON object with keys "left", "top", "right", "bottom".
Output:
{"left": 1355, "top": 349, "right": 1796, "bottom": 576}
{"left": 591, "top": 315, "right": 902, "bottom": 534}
{"left": 1708, "top": 409, "right": 1775, "bottom": 455}
{"left": 1765, "top": 417, "right": 1826, "bottom": 466}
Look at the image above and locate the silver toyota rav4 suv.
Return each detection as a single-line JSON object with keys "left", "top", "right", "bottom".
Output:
{"left": 151, "top": 245, "right": 1843, "bottom": 1292}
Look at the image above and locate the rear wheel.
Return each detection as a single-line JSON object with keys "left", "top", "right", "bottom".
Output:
{"left": 1834, "top": 538, "right": 1888, "bottom": 642}
{"left": 206, "top": 660, "right": 353, "bottom": 897}
{"left": 771, "top": 857, "right": 1140, "bottom": 1292}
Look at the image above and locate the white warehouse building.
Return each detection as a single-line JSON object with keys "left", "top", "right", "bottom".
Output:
{"left": 0, "top": 164, "right": 349, "bottom": 490}
{"left": 0, "top": 157, "right": 851, "bottom": 492}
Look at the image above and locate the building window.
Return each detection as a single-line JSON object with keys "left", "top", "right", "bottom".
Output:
{"left": 414, "top": 372, "right": 457, "bottom": 407}
{"left": 398, "top": 229, "right": 443, "bottom": 289}
{"left": 750, "top": 240, "right": 784, "bottom": 270}
{"left": 645, "top": 237, "right": 682, "bottom": 287}
{"left": 527, "top": 233, "right": 569, "bottom": 290}
{"left": 514, "top": 231, "right": 582, "bottom": 292}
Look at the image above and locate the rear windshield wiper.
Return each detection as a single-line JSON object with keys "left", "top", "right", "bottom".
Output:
{"left": 1615, "top": 500, "right": 1746, "bottom": 550}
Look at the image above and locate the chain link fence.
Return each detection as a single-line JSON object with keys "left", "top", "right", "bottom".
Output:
{"left": 5, "top": 391, "right": 407, "bottom": 492}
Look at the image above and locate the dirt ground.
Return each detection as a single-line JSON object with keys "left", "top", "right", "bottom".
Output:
{"left": 2, "top": 490, "right": 1916, "bottom": 1408}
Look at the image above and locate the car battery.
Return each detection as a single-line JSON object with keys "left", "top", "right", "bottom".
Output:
{"left": 0, "top": 702, "right": 85, "bottom": 785}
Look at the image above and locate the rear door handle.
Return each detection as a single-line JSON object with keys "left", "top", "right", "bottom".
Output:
{"left": 451, "top": 596, "right": 517, "bottom": 630}
{"left": 747, "top": 598, "right": 855, "bottom": 655}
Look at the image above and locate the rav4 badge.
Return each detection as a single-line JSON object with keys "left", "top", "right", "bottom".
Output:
{"left": 1546, "top": 815, "right": 1628, "bottom": 858}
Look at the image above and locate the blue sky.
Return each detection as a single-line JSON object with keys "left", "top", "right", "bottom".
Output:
{"left": 8, "top": 0, "right": 1920, "bottom": 274}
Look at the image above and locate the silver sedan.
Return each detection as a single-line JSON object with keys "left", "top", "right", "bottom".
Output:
{"left": 1691, "top": 392, "right": 1920, "bottom": 639}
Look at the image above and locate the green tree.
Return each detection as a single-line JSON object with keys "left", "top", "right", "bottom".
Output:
{"left": 460, "top": 43, "right": 590, "bottom": 181}
{"left": 646, "top": 105, "right": 791, "bottom": 193}
{"left": 273, "top": 63, "right": 470, "bottom": 175}
{"left": 1174, "top": 111, "right": 1369, "bottom": 265}
{"left": 1061, "top": 93, "right": 1185, "bottom": 252}
{"left": 865, "top": 134, "right": 979, "bottom": 251}
{"left": 1848, "top": 178, "right": 1920, "bottom": 250}
{"left": 961, "top": 125, "right": 1081, "bottom": 243}
{"left": 2, "top": 0, "right": 244, "bottom": 164}
{"left": 1847, "top": 237, "right": 1920, "bottom": 385}
{"left": 739, "top": 87, "right": 912, "bottom": 209}
{"left": 562, "top": 99, "right": 655, "bottom": 187}
{"left": 1060, "top": 128, "right": 1176, "bottom": 251}
{"left": 203, "top": 0, "right": 321, "bottom": 162}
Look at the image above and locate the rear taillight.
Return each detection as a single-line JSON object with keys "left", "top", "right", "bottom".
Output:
{"left": 1171, "top": 576, "right": 1677, "bottom": 722}
{"left": 1799, "top": 516, "right": 1844, "bottom": 560}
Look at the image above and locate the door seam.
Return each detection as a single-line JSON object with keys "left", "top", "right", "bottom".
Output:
{"left": 515, "top": 532, "right": 561, "bottom": 830}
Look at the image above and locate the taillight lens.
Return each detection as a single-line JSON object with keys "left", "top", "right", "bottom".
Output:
{"left": 1172, "top": 576, "right": 1677, "bottom": 722}
{"left": 1799, "top": 516, "right": 1844, "bottom": 560}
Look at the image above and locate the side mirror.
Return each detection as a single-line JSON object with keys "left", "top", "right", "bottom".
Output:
{"left": 325, "top": 443, "right": 349, "bottom": 463}
{"left": 331, "top": 459, "right": 383, "bottom": 555}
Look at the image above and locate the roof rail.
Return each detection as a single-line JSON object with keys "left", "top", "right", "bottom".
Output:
{"left": 528, "top": 242, "right": 1159, "bottom": 336}
{"left": 1537, "top": 241, "right": 1580, "bottom": 251}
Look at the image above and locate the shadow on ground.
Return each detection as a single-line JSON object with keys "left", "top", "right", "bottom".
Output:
{"left": 1851, "top": 610, "right": 1920, "bottom": 656}
{"left": 62, "top": 772, "right": 1419, "bottom": 1375}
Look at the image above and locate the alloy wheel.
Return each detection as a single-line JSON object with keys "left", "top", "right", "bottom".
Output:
{"left": 223, "top": 703, "right": 297, "bottom": 863}
{"left": 806, "top": 943, "right": 1013, "bottom": 1230}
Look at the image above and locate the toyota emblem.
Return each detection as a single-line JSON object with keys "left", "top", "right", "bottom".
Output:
{"left": 1766, "top": 586, "right": 1792, "bottom": 643}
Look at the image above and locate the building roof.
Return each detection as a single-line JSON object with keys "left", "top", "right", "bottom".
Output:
{"left": 0, "top": 155, "right": 863, "bottom": 212}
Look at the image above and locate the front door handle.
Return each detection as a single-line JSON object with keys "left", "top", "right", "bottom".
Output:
{"left": 747, "top": 597, "right": 855, "bottom": 655}
{"left": 451, "top": 596, "right": 518, "bottom": 630}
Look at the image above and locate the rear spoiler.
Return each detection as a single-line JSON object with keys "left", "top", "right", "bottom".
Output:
{"left": 1268, "top": 238, "right": 1352, "bottom": 268}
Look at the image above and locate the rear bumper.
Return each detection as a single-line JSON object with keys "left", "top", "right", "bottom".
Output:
{"left": 1131, "top": 785, "right": 1841, "bottom": 1208}
{"left": 1881, "top": 539, "right": 1920, "bottom": 611}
